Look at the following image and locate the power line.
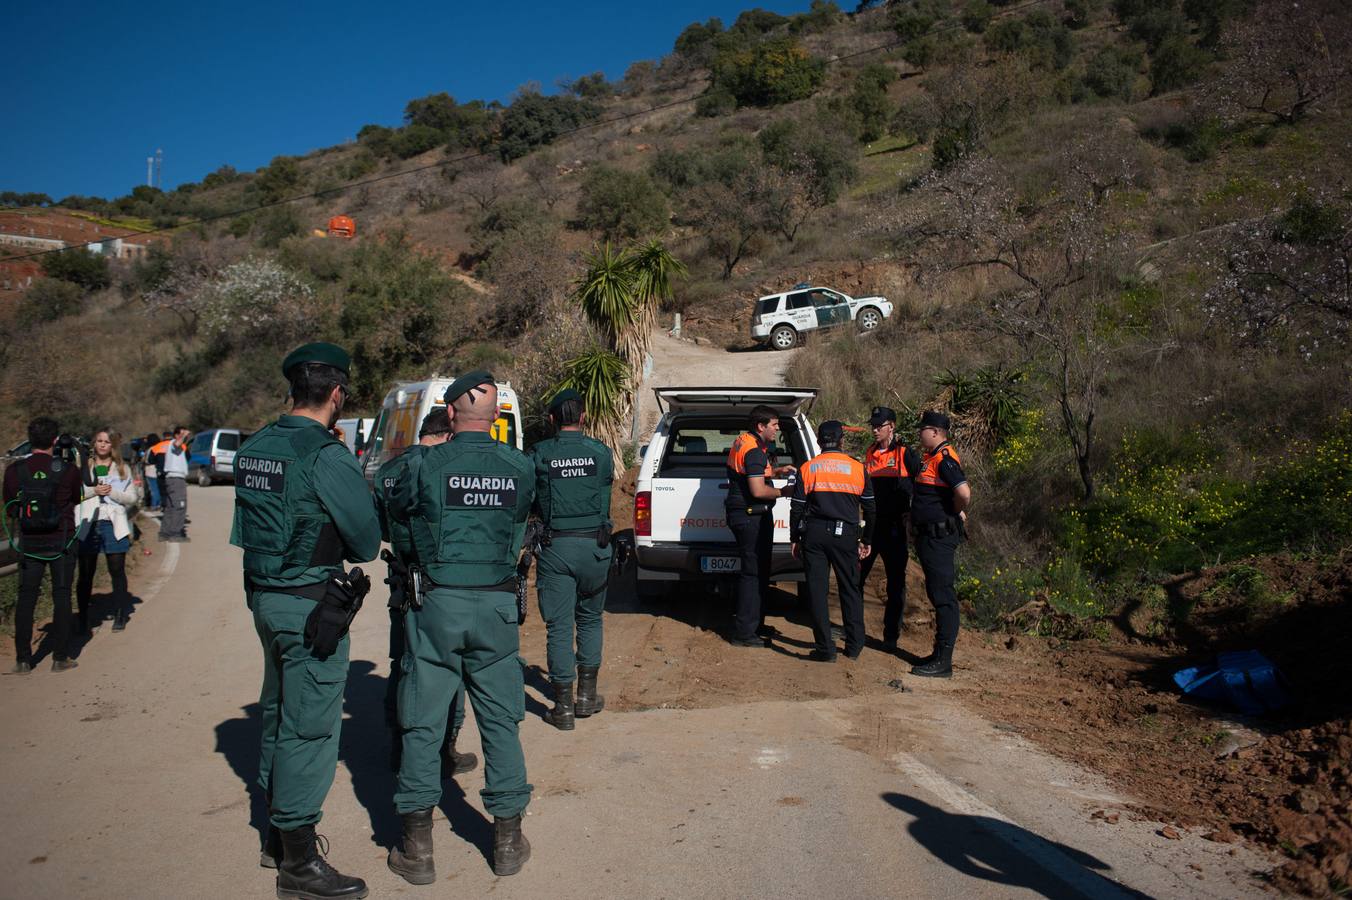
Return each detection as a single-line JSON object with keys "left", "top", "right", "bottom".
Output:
{"left": 0, "top": 0, "right": 1057, "bottom": 265}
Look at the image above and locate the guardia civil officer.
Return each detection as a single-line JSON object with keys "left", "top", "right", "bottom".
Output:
{"left": 724, "top": 405, "right": 796, "bottom": 647}
{"left": 790, "top": 421, "right": 875, "bottom": 661}
{"left": 528, "top": 388, "right": 615, "bottom": 730}
{"left": 910, "top": 411, "right": 971, "bottom": 678}
{"left": 389, "top": 372, "right": 534, "bottom": 883}
{"left": 232, "top": 342, "right": 381, "bottom": 899}
{"left": 861, "top": 406, "right": 921, "bottom": 651}
{"left": 373, "top": 407, "right": 478, "bottom": 777}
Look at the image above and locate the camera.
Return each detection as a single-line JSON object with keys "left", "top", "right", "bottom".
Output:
{"left": 55, "top": 434, "right": 79, "bottom": 464}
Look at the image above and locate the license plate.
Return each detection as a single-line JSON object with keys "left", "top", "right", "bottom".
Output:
{"left": 701, "top": 556, "right": 741, "bottom": 574}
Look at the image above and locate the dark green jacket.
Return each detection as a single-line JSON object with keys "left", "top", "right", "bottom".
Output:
{"left": 231, "top": 414, "right": 381, "bottom": 588}
{"left": 528, "top": 430, "right": 614, "bottom": 531}
{"left": 410, "top": 431, "right": 534, "bottom": 587}
{"left": 374, "top": 444, "right": 428, "bottom": 562}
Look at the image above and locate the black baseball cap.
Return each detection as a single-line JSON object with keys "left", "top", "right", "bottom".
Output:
{"left": 817, "top": 420, "right": 845, "bottom": 448}
{"left": 919, "top": 410, "right": 951, "bottom": 431}
{"left": 868, "top": 406, "right": 897, "bottom": 427}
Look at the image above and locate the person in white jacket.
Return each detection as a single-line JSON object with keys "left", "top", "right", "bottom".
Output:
{"left": 76, "top": 430, "right": 139, "bottom": 634}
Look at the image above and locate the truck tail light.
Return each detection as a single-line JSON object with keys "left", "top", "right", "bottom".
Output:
{"left": 635, "top": 491, "right": 652, "bottom": 537}
{"left": 210, "top": 455, "right": 216, "bottom": 468}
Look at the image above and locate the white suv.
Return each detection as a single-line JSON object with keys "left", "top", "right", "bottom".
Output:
{"left": 750, "top": 285, "right": 893, "bottom": 350}
{"left": 634, "top": 387, "right": 819, "bottom": 594}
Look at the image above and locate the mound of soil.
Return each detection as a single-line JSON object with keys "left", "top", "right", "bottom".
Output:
{"left": 954, "top": 554, "right": 1352, "bottom": 896}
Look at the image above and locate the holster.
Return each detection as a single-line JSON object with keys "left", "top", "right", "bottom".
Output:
{"left": 303, "top": 568, "right": 371, "bottom": 659}
{"left": 597, "top": 520, "right": 612, "bottom": 549}
{"left": 381, "top": 549, "right": 409, "bottom": 613}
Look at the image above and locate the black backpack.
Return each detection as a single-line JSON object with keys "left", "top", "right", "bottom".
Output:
{"left": 17, "top": 457, "right": 68, "bottom": 535}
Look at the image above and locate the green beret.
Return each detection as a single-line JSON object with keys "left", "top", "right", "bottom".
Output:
{"left": 547, "top": 388, "right": 582, "bottom": 415}
{"left": 444, "top": 370, "right": 495, "bottom": 404}
{"left": 282, "top": 342, "right": 351, "bottom": 379}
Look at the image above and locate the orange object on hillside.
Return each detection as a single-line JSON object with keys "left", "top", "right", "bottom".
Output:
{"left": 327, "top": 215, "right": 356, "bottom": 238}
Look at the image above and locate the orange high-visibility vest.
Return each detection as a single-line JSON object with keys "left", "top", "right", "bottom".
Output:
{"left": 801, "top": 451, "right": 867, "bottom": 497}
{"left": 865, "top": 442, "right": 912, "bottom": 479}
{"left": 914, "top": 444, "right": 961, "bottom": 487}
{"left": 726, "top": 432, "right": 772, "bottom": 478}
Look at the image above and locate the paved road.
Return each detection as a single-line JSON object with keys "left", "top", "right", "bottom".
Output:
{"left": 0, "top": 486, "right": 1269, "bottom": 899}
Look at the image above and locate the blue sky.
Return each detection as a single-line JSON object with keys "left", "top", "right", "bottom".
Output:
{"left": 5, "top": 1, "right": 818, "bottom": 201}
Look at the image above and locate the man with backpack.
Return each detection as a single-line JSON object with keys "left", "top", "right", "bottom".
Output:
{"left": 3, "top": 417, "right": 84, "bottom": 673}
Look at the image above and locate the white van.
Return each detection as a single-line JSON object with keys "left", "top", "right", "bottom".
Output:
{"left": 361, "top": 377, "right": 523, "bottom": 483}
{"left": 633, "top": 387, "right": 819, "bottom": 592}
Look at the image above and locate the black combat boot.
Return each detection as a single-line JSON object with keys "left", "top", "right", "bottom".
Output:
{"left": 441, "top": 730, "right": 479, "bottom": 777}
{"left": 277, "top": 825, "right": 368, "bottom": 899}
{"left": 492, "top": 814, "right": 531, "bottom": 876}
{"left": 910, "top": 642, "right": 954, "bottom": 678}
{"left": 543, "top": 680, "right": 575, "bottom": 730}
{"left": 574, "top": 665, "right": 605, "bottom": 718}
{"left": 387, "top": 807, "right": 436, "bottom": 885}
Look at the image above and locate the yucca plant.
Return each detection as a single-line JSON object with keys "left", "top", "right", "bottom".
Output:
{"left": 555, "top": 349, "right": 632, "bottom": 454}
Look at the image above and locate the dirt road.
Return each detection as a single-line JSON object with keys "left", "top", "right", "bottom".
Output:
{"left": 0, "top": 498, "right": 1274, "bottom": 896}
{"left": 634, "top": 329, "right": 798, "bottom": 442}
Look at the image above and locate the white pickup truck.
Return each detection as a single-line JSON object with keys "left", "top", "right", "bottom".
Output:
{"left": 633, "top": 386, "right": 820, "bottom": 594}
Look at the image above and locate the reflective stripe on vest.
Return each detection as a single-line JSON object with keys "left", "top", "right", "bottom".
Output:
{"left": 865, "top": 442, "right": 911, "bottom": 478}
{"left": 914, "top": 444, "right": 961, "bottom": 487}
{"left": 726, "top": 432, "right": 771, "bottom": 478}
{"left": 801, "top": 451, "right": 866, "bottom": 496}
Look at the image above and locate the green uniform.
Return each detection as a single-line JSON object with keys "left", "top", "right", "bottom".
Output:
{"left": 231, "top": 414, "right": 381, "bottom": 831}
{"left": 374, "top": 447, "right": 465, "bottom": 746}
{"left": 395, "top": 431, "right": 534, "bottom": 817}
{"left": 528, "top": 430, "right": 614, "bottom": 684}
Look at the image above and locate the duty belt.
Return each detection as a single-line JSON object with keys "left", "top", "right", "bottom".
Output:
{"left": 244, "top": 573, "right": 329, "bottom": 602}
{"left": 425, "top": 577, "right": 519, "bottom": 594}
{"left": 551, "top": 527, "right": 599, "bottom": 538}
{"left": 913, "top": 517, "right": 961, "bottom": 539}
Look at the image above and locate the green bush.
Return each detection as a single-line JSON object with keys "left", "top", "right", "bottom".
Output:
{"left": 1273, "top": 195, "right": 1345, "bottom": 246}
{"left": 709, "top": 37, "right": 826, "bottom": 109}
{"left": 575, "top": 167, "right": 670, "bottom": 241}
{"left": 18, "top": 277, "right": 84, "bottom": 325}
{"left": 497, "top": 93, "right": 601, "bottom": 163}
{"left": 255, "top": 205, "right": 303, "bottom": 249}
{"left": 962, "top": 0, "right": 994, "bottom": 32}
{"left": 789, "top": 0, "right": 841, "bottom": 34}
{"left": 850, "top": 64, "right": 896, "bottom": 142}
{"left": 1149, "top": 35, "right": 1210, "bottom": 95}
{"left": 1145, "top": 115, "right": 1223, "bottom": 162}
{"left": 1083, "top": 46, "right": 1139, "bottom": 100}
{"left": 153, "top": 340, "right": 229, "bottom": 394}
{"left": 389, "top": 124, "right": 444, "bottom": 160}
{"left": 986, "top": 11, "right": 1073, "bottom": 70}
{"left": 695, "top": 89, "right": 738, "bottom": 118}
{"left": 1063, "top": 415, "right": 1352, "bottom": 578}
{"left": 40, "top": 247, "right": 111, "bottom": 291}
{"left": 255, "top": 156, "right": 303, "bottom": 204}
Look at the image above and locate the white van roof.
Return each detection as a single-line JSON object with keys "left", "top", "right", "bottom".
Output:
{"left": 653, "top": 387, "right": 818, "bottom": 416}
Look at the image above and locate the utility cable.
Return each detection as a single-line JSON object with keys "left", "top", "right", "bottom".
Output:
{"left": 0, "top": 0, "right": 1058, "bottom": 264}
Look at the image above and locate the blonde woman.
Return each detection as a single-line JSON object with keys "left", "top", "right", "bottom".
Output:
{"left": 76, "top": 429, "right": 138, "bottom": 634}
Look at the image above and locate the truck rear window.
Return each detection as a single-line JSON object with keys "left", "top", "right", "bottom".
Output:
{"left": 755, "top": 297, "right": 781, "bottom": 317}
{"left": 660, "top": 416, "right": 808, "bottom": 475}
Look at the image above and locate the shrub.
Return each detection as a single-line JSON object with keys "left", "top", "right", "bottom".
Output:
{"left": 1149, "top": 34, "right": 1209, "bottom": 94}
{"left": 17, "top": 277, "right": 84, "bottom": 325}
{"left": 41, "top": 247, "right": 111, "bottom": 291}
{"left": 255, "top": 205, "right": 303, "bottom": 249}
{"left": 1084, "top": 46, "right": 1139, "bottom": 100}
{"left": 789, "top": 0, "right": 841, "bottom": 34}
{"left": 195, "top": 258, "right": 316, "bottom": 347}
{"left": 389, "top": 124, "right": 445, "bottom": 160}
{"left": 695, "top": 89, "right": 738, "bottom": 118}
{"left": 709, "top": 37, "right": 826, "bottom": 108}
{"left": 497, "top": 92, "right": 601, "bottom": 162}
{"left": 575, "top": 167, "right": 670, "bottom": 241}
{"left": 255, "top": 156, "right": 303, "bottom": 204}
{"left": 962, "top": 0, "right": 994, "bottom": 32}
{"left": 673, "top": 17, "right": 724, "bottom": 66}
{"left": 851, "top": 64, "right": 897, "bottom": 141}
{"left": 357, "top": 124, "right": 395, "bottom": 157}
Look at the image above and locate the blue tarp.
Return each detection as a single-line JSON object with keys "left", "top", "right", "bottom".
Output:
{"left": 1172, "top": 650, "right": 1291, "bottom": 716}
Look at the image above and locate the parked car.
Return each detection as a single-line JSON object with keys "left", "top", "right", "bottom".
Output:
{"left": 361, "top": 377, "right": 523, "bottom": 484}
{"left": 188, "top": 428, "right": 250, "bottom": 486}
{"left": 633, "top": 386, "right": 820, "bottom": 595}
{"left": 750, "top": 285, "right": 893, "bottom": 350}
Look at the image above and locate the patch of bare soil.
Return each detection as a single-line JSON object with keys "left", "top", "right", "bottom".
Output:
{"left": 950, "top": 554, "right": 1352, "bottom": 897}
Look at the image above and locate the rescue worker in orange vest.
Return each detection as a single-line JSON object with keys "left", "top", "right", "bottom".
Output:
{"left": 910, "top": 411, "right": 971, "bottom": 678}
{"left": 724, "top": 405, "right": 796, "bottom": 648}
{"left": 790, "top": 421, "right": 876, "bottom": 661}
{"left": 861, "top": 406, "right": 921, "bottom": 652}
